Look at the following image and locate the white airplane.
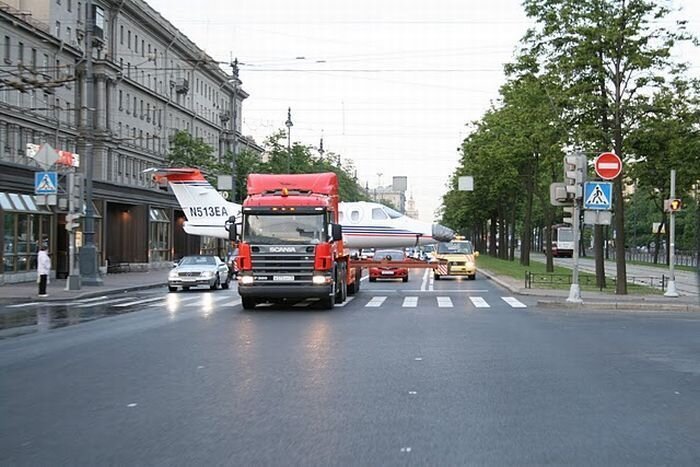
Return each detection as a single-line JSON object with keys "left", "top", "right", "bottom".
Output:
{"left": 147, "top": 168, "right": 454, "bottom": 249}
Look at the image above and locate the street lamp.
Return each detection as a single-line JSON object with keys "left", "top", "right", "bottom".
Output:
{"left": 230, "top": 58, "right": 239, "bottom": 202}
{"left": 285, "top": 107, "right": 293, "bottom": 173}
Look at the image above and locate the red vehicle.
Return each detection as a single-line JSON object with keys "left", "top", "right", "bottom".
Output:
{"left": 369, "top": 249, "right": 409, "bottom": 282}
{"left": 232, "top": 172, "right": 361, "bottom": 310}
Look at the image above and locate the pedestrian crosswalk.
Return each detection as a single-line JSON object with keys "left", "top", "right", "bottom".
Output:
{"left": 6, "top": 292, "right": 528, "bottom": 311}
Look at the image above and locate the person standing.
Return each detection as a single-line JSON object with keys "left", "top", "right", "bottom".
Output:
{"left": 37, "top": 246, "right": 51, "bottom": 297}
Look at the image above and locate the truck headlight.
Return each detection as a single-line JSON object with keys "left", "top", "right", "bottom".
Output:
{"left": 312, "top": 275, "right": 328, "bottom": 285}
{"left": 239, "top": 275, "right": 254, "bottom": 285}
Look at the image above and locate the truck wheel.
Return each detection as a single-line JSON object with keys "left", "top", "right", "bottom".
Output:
{"left": 402, "top": 276, "right": 408, "bottom": 282}
{"left": 335, "top": 274, "right": 347, "bottom": 304}
{"left": 434, "top": 274, "right": 441, "bottom": 280}
{"left": 369, "top": 277, "right": 376, "bottom": 282}
{"left": 469, "top": 274, "right": 476, "bottom": 280}
{"left": 241, "top": 297, "right": 256, "bottom": 310}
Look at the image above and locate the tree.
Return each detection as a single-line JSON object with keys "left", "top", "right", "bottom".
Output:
{"left": 167, "top": 130, "right": 230, "bottom": 185}
{"left": 520, "top": 0, "right": 694, "bottom": 294}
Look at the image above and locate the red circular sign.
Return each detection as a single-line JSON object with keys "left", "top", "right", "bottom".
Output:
{"left": 595, "top": 152, "right": 622, "bottom": 180}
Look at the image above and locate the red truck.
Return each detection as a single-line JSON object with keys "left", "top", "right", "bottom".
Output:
{"left": 232, "top": 172, "right": 361, "bottom": 309}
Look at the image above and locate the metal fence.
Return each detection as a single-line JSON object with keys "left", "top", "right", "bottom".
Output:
{"left": 609, "top": 249, "right": 698, "bottom": 268}
{"left": 525, "top": 271, "right": 667, "bottom": 292}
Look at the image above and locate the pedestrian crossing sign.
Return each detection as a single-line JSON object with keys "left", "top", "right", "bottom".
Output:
{"left": 34, "top": 171, "right": 58, "bottom": 195}
{"left": 583, "top": 181, "right": 613, "bottom": 210}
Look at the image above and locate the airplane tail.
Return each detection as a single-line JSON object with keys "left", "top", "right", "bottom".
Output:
{"left": 146, "top": 168, "right": 240, "bottom": 239}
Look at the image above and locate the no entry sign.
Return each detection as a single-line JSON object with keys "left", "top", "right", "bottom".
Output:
{"left": 595, "top": 152, "right": 622, "bottom": 180}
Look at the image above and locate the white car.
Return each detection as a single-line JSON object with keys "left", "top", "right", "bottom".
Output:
{"left": 168, "top": 255, "right": 231, "bottom": 292}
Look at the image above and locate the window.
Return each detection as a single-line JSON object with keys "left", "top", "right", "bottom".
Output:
{"left": 133, "top": 96, "right": 136, "bottom": 113}
{"left": 67, "top": 0, "right": 72, "bottom": 11}
{"left": 4, "top": 36, "right": 10, "bottom": 63}
{"left": 371, "top": 208, "right": 388, "bottom": 220}
{"left": 134, "top": 34, "right": 138, "bottom": 52}
{"left": 66, "top": 27, "right": 71, "bottom": 42}
{"left": 31, "top": 48, "right": 37, "bottom": 71}
{"left": 149, "top": 208, "right": 171, "bottom": 262}
{"left": 141, "top": 39, "right": 144, "bottom": 57}
{"left": 118, "top": 90, "right": 123, "bottom": 110}
{"left": 146, "top": 103, "right": 150, "bottom": 121}
{"left": 127, "top": 30, "right": 131, "bottom": 49}
{"left": 17, "top": 42, "right": 23, "bottom": 64}
{"left": 125, "top": 92, "right": 130, "bottom": 113}
{"left": 350, "top": 210, "right": 360, "bottom": 222}
{"left": 140, "top": 99, "right": 143, "bottom": 119}
{"left": 120, "top": 25, "right": 123, "bottom": 44}
{"left": 55, "top": 21, "right": 61, "bottom": 38}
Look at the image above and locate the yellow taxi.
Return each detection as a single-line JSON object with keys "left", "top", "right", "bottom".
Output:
{"left": 433, "top": 237, "right": 479, "bottom": 280}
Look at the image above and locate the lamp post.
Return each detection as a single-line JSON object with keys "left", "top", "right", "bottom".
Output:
{"left": 230, "top": 58, "right": 239, "bottom": 202}
{"left": 285, "top": 107, "right": 293, "bottom": 173}
{"left": 80, "top": 0, "right": 102, "bottom": 286}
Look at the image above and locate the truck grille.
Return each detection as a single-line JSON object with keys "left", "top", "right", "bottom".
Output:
{"left": 250, "top": 246, "right": 315, "bottom": 283}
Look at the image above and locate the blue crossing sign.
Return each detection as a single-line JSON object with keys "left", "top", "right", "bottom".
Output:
{"left": 584, "top": 182, "right": 613, "bottom": 210}
{"left": 34, "top": 171, "right": 58, "bottom": 195}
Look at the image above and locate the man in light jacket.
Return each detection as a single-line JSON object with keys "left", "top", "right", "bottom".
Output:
{"left": 37, "top": 246, "right": 51, "bottom": 297}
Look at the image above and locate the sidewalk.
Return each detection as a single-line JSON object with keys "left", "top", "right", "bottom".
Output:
{"left": 480, "top": 268, "right": 700, "bottom": 312}
{"left": 0, "top": 270, "right": 171, "bottom": 305}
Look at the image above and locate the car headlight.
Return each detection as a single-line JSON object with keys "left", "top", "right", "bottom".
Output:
{"left": 202, "top": 270, "right": 215, "bottom": 278}
{"left": 168, "top": 270, "right": 179, "bottom": 279}
{"left": 239, "top": 275, "right": 254, "bottom": 285}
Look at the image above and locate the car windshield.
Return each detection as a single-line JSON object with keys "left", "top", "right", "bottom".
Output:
{"left": 375, "top": 250, "right": 405, "bottom": 260}
{"left": 437, "top": 241, "right": 473, "bottom": 254}
{"left": 243, "top": 214, "right": 325, "bottom": 245}
{"left": 179, "top": 256, "right": 216, "bottom": 266}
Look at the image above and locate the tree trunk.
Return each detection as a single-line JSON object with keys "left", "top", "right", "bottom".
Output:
{"left": 509, "top": 204, "right": 517, "bottom": 261}
{"left": 499, "top": 214, "right": 508, "bottom": 259}
{"left": 489, "top": 215, "right": 497, "bottom": 256}
{"left": 594, "top": 224, "right": 606, "bottom": 289}
{"left": 520, "top": 180, "right": 534, "bottom": 266}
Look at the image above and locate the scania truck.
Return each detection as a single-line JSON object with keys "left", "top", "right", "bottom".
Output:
{"left": 231, "top": 172, "right": 361, "bottom": 310}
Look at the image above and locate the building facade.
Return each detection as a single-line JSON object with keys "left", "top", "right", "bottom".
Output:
{"left": 0, "top": 0, "right": 257, "bottom": 284}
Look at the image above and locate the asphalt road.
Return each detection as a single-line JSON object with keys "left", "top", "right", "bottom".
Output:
{"left": 1, "top": 271, "right": 699, "bottom": 466}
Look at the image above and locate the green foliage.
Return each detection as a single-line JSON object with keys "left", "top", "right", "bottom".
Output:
{"left": 167, "top": 130, "right": 231, "bottom": 185}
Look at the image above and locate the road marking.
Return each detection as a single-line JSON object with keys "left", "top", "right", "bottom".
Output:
{"left": 77, "top": 297, "right": 133, "bottom": 308}
{"left": 77, "top": 295, "right": 110, "bottom": 303}
{"left": 148, "top": 295, "right": 205, "bottom": 307}
{"left": 414, "top": 357, "right": 423, "bottom": 361}
{"left": 429, "top": 274, "right": 434, "bottom": 291}
{"left": 113, "top": 296, "right": 167, "bottom": 308}
{"left": 7, "top": 302, "right": 41, "bottom": 308}
{"left": 400, "top": 447, "right": 412, "bottom": 453}
{"left": 408, "top": 391, "right": 417, "bottom": 395}
{"left": 366, "top": 296, "right": 387, "bottom": 307}
{"left": 502, "top": 296, "right": 527, "bottom": 308}
{"left": 420, "top": 269, "right": 429, "bottom": 291}
{"left": 335, "top": 296, "right": 355, "bottom": 307}
{"left": 369, "top": 289, "right": 489, "bottom": 293}
{"left": 437, "top": 296, "right": 453, "bottom": 308}
{"left": 127, "top": 403, "right": 138, "bottom": 408}
{"left": 469, "top": 296, "right": 490, "bottom": 308}
{"left": 402, "top": 296, "right": 418, "bottom": 308}
{"left": 360, "top": 274, "right": 369, "bottom": 282}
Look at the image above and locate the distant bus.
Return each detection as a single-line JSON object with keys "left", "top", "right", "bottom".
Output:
{"left": 549, "top": 224, "right": 574, "bottom": 258}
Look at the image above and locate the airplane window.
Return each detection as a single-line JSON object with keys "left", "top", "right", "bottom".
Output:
{"left": 350, "top": 210, "right": 360, "bottom": 222}
{"left": 339, "top": 211, "right": 345, "bottom": 222}
{"left": 384, "top": 207, "right": 403, "bottom": 219}
{"left": 372, "top": 208, "right": 388, "bottom": 220}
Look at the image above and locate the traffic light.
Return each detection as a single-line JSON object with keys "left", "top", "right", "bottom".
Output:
{"left": 564, "top": 154, "right": 587, "bottom": 199}
{"left": 69, "top": 172, "right": 84, "bottom": 211}
{"left": 65, "top": 212, "right": 81, "bottom": 231}
{"left": 664, "top": 198, "right": 682, "bottom": 213}
{"left": 562, "top": 206, "right": 574, "bottom": 225}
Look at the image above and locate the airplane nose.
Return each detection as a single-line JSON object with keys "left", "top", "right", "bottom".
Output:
{"left": 432, "top": 224, "right": 455, "bottom": 242}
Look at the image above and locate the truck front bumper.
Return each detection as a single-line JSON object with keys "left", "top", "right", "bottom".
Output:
{"left": 238, "top": 284, "right": 333, "bottom": 300}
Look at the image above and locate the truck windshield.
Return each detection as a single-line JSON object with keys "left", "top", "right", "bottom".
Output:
{"left": 557, "top": 229, "right": 574, "bottom": 242}
{"left": 243, "top": 214, "right": 326, "bottom": 245}
{"left": 437, "top": 241, "right": 473, "bottom": 254}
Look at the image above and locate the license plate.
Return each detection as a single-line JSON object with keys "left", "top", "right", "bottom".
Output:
{"left": 381, "top": 271, "right": 394, "bottom": 275}
{"left": 273, "top": 275, "right": 294, "bottom": 281}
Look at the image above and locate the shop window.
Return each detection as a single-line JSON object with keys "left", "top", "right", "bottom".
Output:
{"left": 149, "top": 208, "right": 170, "bottom": 262}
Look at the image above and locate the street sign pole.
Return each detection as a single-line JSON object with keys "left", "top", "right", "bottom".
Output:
{"left": 565, "top": 151, "right": 586, "bottom": 304}
{"left": 65, "top": 171, "right": 81, "bottom": 291}
{"left": 665, "top": 169, "right": 679, "bottom": 297}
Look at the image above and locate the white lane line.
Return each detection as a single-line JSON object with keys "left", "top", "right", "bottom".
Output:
{"left": 469, "top": 296, "right": 490, "bottom": 308}
{"left": 148, "top": 295, "right": 205, "bottom": 307}
{"left": 420, "top": 269, "right": 429, "bottom": 291}
{"left": 402, "top": 296, "right": 418, "bottom": 308}
{"left": 365, "top": 296, "right": 387, "bottom": 307}
{"left": 77, "top": 297, "right": 134, "bottom": 308}
{"left": 437, "top": 296, "right": 453, "bottom": 308}
{"left": 113, "top": 296, "right": 167, "bottom": 308}
{"left": 502, "top": 296, "right": 527, "bottom": 308}
{"left": 360, "top": 274, "right": 369, "bottom": 282}
{"left": 7, "top": 302, "right": 41, "bottom": 308}
{"left": 335, "top": 296, "right": 355, "bottom": 307}
{"left": 429, "top": 274, "right": 435, "bottom": 292}
{"left": 369, "top": 289, "right": 490, "bottom": 293}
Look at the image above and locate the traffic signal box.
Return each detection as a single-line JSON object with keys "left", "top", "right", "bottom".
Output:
{"left": 664, "top": 198, "right": 682, "bottom": 213}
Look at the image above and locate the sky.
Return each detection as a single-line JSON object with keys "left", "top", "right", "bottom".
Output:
{"left": 147, "top": 0, "right": 700, "bottom": 222}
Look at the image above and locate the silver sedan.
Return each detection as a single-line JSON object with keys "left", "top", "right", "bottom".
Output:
{"left": 168, "top": 255, "right": 231, "bottom": 292}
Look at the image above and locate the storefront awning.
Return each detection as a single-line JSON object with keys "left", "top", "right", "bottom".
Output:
{"left": 0, "top": 192, "right": 53, "bottom": 214}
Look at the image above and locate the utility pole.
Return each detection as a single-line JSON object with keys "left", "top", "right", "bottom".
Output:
{"left": 285, "top": 107, "right": 293, "bottom": 173}
{"left": 80, "top": 0, "right": 102, "bottom": 285}
{"left": 230, "top": 58, "right": 239, "bottom": 202}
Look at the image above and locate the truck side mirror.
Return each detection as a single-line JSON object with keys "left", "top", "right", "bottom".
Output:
{"left": 225, "top": 216, "right": 241, "bottom": 241}
{"left": 330, "top": 223, "right": 343, "bottom": 242}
